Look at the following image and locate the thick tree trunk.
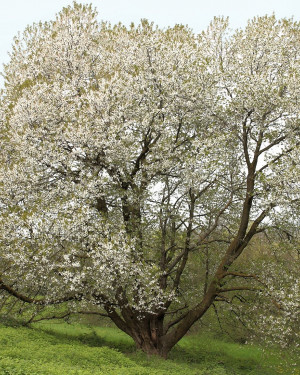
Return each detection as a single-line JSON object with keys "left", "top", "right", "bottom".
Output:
{"left": 107, "top": 310, "right": 171, "bottom": 357}
{"left": 132, "top": 332, "right": 168, "bottom": 358}
{"left": 112, "top": 303, "right": 213, "bottom": 358}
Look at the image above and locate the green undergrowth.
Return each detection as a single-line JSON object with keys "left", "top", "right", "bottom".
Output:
{"left": 0, "top": 322, "right": 298, "bottom": 375}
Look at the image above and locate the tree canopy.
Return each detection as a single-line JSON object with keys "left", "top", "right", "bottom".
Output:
{"left": 0, "top": 3, "right": 299, "bottom": 357}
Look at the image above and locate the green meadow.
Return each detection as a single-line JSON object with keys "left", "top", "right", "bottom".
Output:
{"left": 0, "top": 322, "right": 298, "bottom": 375}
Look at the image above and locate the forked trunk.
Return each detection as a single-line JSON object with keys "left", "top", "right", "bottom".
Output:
{"left": 107, "top": 285, "right": 218, "bottom": 358}
{"left": 108, "top": 311, "right": 171, "bottom": 357}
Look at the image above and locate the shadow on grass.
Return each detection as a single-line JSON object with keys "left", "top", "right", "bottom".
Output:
{"left": 31, "top": 324, "right": 137, "bottom": 353}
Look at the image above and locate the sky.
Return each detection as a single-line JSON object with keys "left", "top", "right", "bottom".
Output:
{"left": 0, "top": 0, "right": 299, "bottom": 71}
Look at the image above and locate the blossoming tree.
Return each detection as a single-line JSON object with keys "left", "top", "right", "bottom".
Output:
{"left": 0, "top": 3, "right": 299, "bottom": 357}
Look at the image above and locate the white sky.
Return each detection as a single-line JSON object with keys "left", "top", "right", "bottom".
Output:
{"left": 0, "top": 0, "right": 299, "bottom": 69}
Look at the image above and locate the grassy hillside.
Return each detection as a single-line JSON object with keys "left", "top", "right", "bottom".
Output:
{"left": 0, "top": 322, "right": 298, "bottom": 375}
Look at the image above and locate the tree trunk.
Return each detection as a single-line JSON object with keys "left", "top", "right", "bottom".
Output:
{"left": 108, "top": 311, "right": 171, "bottom": 358}
{"left": 132, "top": 332, "right": 168, "bottom": 358}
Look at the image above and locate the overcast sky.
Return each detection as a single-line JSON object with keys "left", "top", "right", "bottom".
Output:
{"left": 0, "top": 0, "right": 299, "bottom": 71}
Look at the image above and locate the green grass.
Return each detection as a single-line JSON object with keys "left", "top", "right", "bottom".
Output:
{"left": 0, "top": 322, "right": 298, "bottom": 375}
